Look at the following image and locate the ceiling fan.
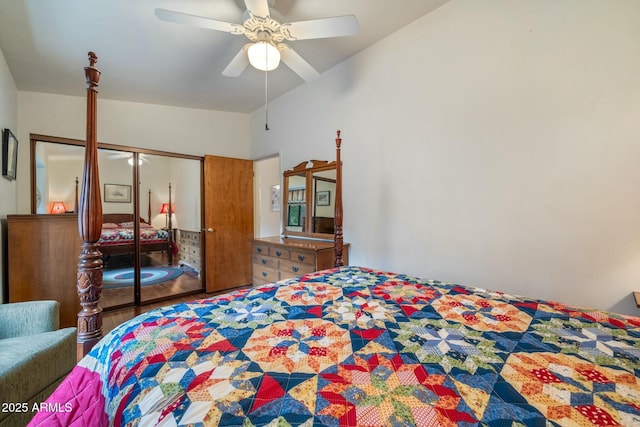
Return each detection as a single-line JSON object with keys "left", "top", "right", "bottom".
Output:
{"left": 108, "top": 152, "right": 149, "bottom": 165}
{"left": 155, "top": 0, "right": 359, "bottom": 82}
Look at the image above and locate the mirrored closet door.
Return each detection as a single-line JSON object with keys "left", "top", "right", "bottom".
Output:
{"left": 31, "top": 135, "right": 204, "bottom": 311}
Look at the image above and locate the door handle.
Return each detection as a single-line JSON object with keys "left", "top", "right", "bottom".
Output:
{"left": 206, "top": 228, "right": 214, "bottom": 233}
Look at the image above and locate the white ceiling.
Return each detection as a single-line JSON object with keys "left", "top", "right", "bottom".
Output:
{"left": 0, "top": 0, "right": 449, "bottom": 113}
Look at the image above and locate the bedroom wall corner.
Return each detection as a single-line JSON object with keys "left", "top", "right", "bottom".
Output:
{"left": 249, "top": 0, "right": 640, "bottom": 316}
{"left": 0, "top": 47, "right": 19, "bottom": 304}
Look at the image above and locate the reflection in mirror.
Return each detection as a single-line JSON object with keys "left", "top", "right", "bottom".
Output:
{"left": 97, "top": 148, "right": 135, "bottom": 308}
{"left": 34, "top": 142, "right": 84, "bottom": 214}
{"left": 282, "top": 160, "right": 336, "bottom": 239}
{"left": 139, "top": 154, "right": 203, "bottom": 303}
{"left": 311, "top": 169, "right": 336, "bottom": 234}
{"left": 33, "top": 138, "right": 204, "bottom": 310}
{"left": 285, "top": 173, "right": 306, "bottom": 233}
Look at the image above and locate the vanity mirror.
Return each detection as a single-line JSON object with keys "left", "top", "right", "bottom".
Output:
{"left": 282, "top": 160, "right": 337, "bottom": 239}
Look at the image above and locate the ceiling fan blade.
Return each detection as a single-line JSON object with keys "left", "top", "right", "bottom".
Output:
{"left": 244, "top": 0, "right": 270, "bottom": 19}
{"left": 155, "top": 8, "right": 244, "bottom": 34}
{"left": 222, "top": 44, "right": 251, "bottom": 77}
{"left": 279, "top": 44, "right": 320, "bottom": 82}
{"left": 282, "top": 15, "right": 358, "bottom": 40}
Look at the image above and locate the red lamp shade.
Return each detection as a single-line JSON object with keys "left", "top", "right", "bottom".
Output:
{"left": 160, "top": 203, "right": 175, "bottom": 214}
{"left": 50, "top": 201, "right": 66, "bottom": 214}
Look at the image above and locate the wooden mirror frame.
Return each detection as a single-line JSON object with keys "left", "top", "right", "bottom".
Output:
{"left": 282, "top": 159, "right": 337, "bottom": 240}
{"left": 29, "top": 134, "right": 202, "bottom": 215}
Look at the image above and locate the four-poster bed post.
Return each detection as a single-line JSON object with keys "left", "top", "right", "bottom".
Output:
{"left": 334, "top": 130, "right": 344, "bottom": 267}
{"left": 76, "top": 52, "right": 103, "bottom": 360}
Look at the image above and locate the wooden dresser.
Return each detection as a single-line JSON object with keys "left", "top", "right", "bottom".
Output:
{"left": 251, "top": 236, "right": 349, "bottom": 286}
{"left": 7, "top": 214, "right": 81, "bottom": 328}
{"left": 177, "top": 228, "right": 202, "bottom": 277}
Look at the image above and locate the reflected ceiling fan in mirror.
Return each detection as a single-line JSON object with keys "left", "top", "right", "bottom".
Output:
{"left": 155, "top": 0, "right": 359, "bottom": 82}
{"left": 108, "top": 152, "right": 149, "bottom": 166}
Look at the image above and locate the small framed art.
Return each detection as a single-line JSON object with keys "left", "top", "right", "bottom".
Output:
{"left": 316, "top": 190, "right": 331, "bottom": 206}
{"left": 104, "top": 183, "right": 132, "bottom": 203}
{"left": 2, "top": 128, "right": 18, "bottom": 180}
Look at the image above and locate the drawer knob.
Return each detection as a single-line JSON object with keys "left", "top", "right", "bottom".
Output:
{"left": 261, "top": 258, "right": 267, "bottom": 264}
{"left": 257, "top": 247, "right": 263, "bottom": 253}
{"left": 293, "top": 266, "right": 299, "bottom": 273}
{"left": 262, "top": 271, "right": 267, "bottom": 277}
{"left": 297, "top": 255, "right": 305, "bottom": 261}
{"left": 276, "top": 250, "right": 282, "bottom": 257}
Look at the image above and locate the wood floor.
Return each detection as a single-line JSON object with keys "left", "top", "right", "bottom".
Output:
{"left": 102, "top": 252, "right": 203, "bottom": 309}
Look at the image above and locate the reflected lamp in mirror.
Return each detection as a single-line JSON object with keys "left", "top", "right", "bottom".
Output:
{"left": 50, "top": 201, "right": 66, "bottom": 214}
{"left": 160, "top": 203, "right": 175, "bottom": 227}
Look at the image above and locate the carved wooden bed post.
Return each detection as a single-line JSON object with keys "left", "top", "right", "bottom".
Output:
{"left": 334, "top": 130, "right": 344, "bottom": 267}
{"left": 77, "top": 51, "right": 103, "bottom": 360}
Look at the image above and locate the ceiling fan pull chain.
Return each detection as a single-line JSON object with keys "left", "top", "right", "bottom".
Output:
{"left": 265, "top": 67, "right": 270, "bottom": 130}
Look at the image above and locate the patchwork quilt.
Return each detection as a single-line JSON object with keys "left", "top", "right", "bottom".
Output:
{"left": 99, "top": 227, "right": 169, "bottom": 246}
{"left": 29, "top": 266, "right": 640, "bottom": 426}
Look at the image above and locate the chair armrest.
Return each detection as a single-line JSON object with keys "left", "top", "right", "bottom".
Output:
{"left": 0, "top": 301, "right": 60, "bottom": 339}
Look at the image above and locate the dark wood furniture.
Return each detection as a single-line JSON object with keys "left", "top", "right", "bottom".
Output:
{"left": 76, "top": 52, "right": 103, "bottom": 359}
{"left": 7, "top": 214, "right": 81, "bottom": 329}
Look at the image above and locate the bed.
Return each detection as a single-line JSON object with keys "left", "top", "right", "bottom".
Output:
{"left": 29, "top": 265, "right": 640, "bottom": 425}
{"left": 40, "top": 52, "right": 640, "bottom": 426}
{"left": 99, "top": 213, "right": 173, "bottom": 266}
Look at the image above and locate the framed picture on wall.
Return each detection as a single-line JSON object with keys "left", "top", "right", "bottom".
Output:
{"left": 104, "top": 183, "right": 132, "bottom": 203}
{"left": 2, "top": 128, "right": 18, "bottom": 181}
{"left": 316, "top": 190, "right": 330, "bottom": 206}
{"left": 271, "top": 184, "right": 281, "bottom": 212}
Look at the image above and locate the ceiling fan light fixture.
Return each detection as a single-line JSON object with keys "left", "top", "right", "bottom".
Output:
{"left": 128, "top": 157, "right": 143, "bottom": 166}
{"left": 248, "top": 41, "right": 280, "bottom": 71}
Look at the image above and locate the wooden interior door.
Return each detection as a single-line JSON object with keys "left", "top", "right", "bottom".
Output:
{"left": 204, "top": 155, "right": 254, "bottom": 292}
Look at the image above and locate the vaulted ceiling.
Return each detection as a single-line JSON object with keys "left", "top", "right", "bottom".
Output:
{"left": 0, "top": 0, "right": 449, "bottom": 113}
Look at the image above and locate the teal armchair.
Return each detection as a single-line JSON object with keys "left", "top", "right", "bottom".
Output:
{"left": 0, "top": 301, "right": 76, "bottom": 426}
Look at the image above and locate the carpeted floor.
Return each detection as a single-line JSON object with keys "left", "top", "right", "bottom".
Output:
{"left": 103, "top": 267, "right": 183, "bottom": 288}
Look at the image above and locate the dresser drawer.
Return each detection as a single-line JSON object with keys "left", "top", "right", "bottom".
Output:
{"left": 182, "top": 231, "right": 200, "bottom": 241}
{"left": 252, "top": 254, "right": 278, "bottom": 269}
{"left": 251, "top": 238, "right": 350, "bottom": 287}
{"left": 280, "top": 259, "right": 316, "bottom": 278}
{"left": 253, "top": 244, "right": 270, "bottom": 255}
{"left": 290, "top": 250, "right": 315, "bottom": 265}
{"left": 253, "top": 264, "right": 279, "bottom": 283}
{"left": 270, "top": 247, "right": 290, "bottom": 259}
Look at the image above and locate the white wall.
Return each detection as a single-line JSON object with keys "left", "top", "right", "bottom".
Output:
{"left": 16, "top": 92, "right": 251, "bottom": 213}
{"left": 0, "top": 48, "right": 18, "bottom": 304}
{"left": 250, "top": 0, "right": 640, "bottom": 316}
{"left": 170, "top": 157, "right": 202, "bottom": 231}
{"left": 254, "top": 156, "right": 281, "bottom": 237}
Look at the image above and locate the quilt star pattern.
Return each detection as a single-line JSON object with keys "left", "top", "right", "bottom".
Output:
{"left": 30, "top": 266, "right": 640, "bottom": 426}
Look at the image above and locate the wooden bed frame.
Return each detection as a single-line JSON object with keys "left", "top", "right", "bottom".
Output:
{"left": 75, "top": 52, "right": 345, "bottom": 359}
{"left": 100, "top": 213, "right": 173, "bottom": 266}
